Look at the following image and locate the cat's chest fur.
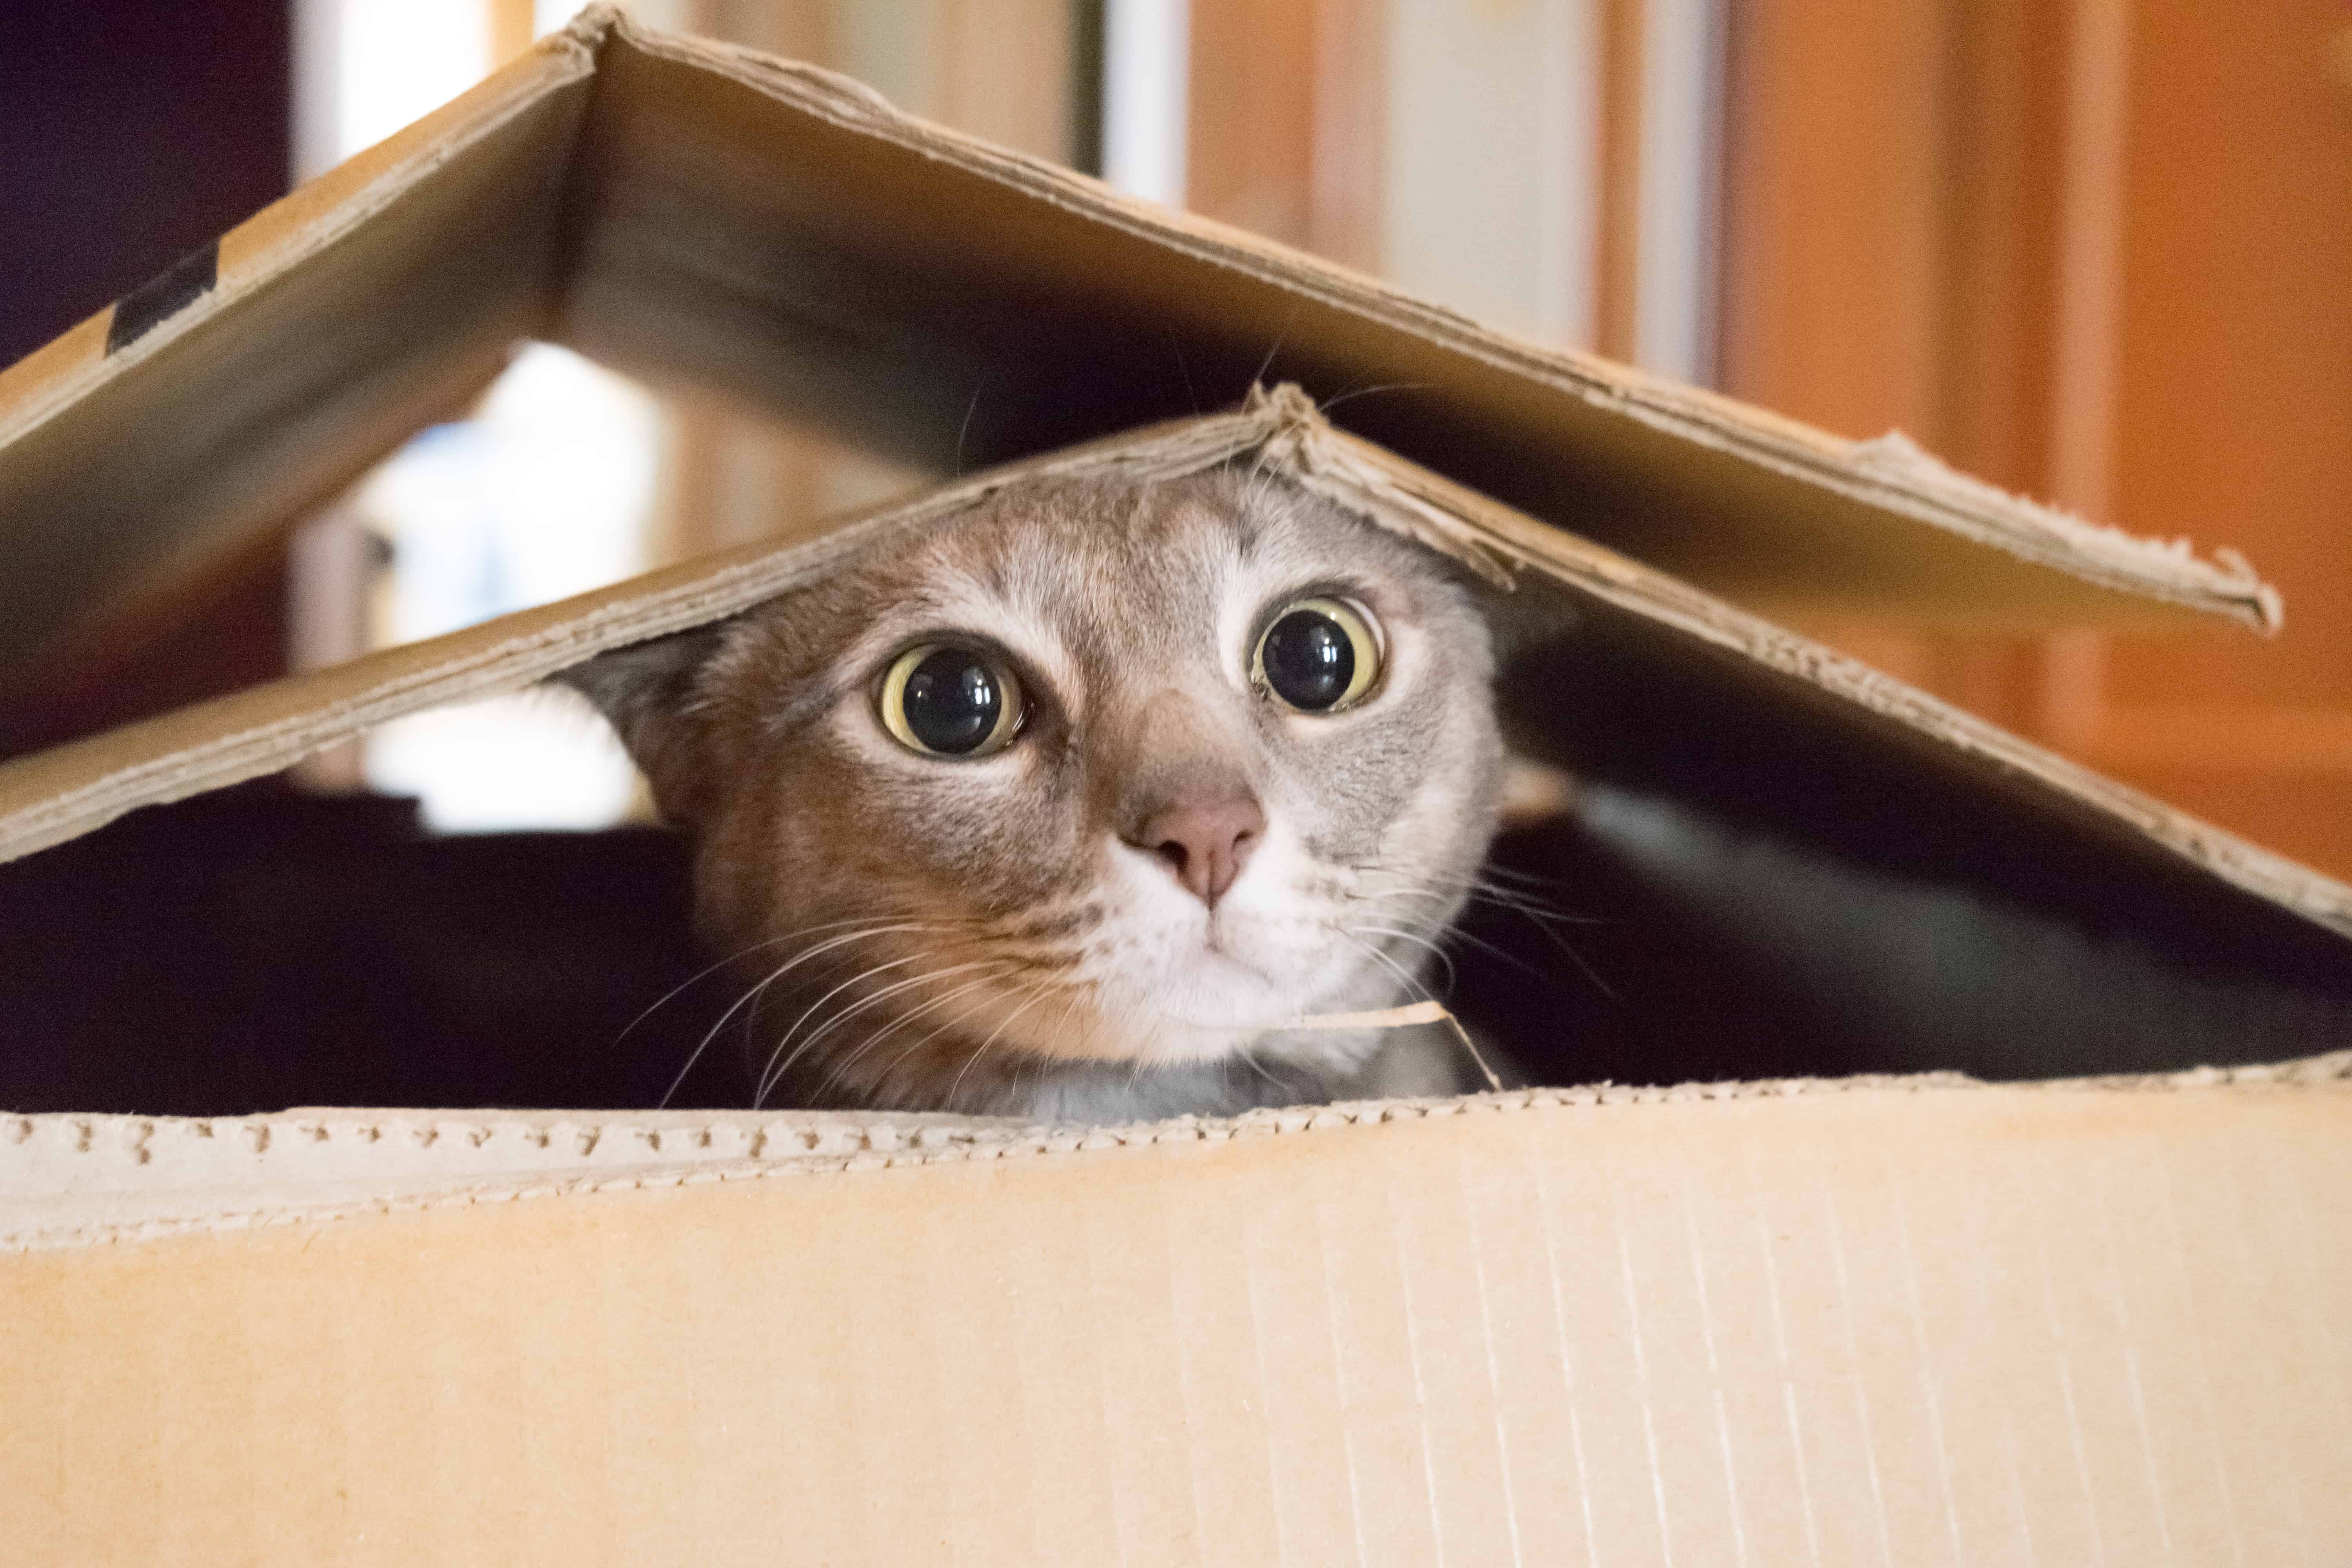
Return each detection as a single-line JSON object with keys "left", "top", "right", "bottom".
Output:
{"left": 561, "top": 468, "right": 1504, "bottom": 1120}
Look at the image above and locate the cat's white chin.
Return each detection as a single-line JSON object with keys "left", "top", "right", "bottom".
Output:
{"left": 1055, "top": 830, "right": 1405, "bottom": 1064}
{"left": 1150, "top": 949, "right": 1298, "bottom": 1027}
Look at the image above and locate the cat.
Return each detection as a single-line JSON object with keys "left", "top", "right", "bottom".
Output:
{"left": 558, "top": 467, "right": 1507, "bottom": 1122}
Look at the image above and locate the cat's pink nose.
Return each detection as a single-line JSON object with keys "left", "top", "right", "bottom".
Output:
{"left": 1136, "top": 795, "right": 1265, "bottom": 905}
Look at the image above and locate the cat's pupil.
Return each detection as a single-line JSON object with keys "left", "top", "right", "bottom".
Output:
{"left": 1261, "top": 609, "right": 1354, "bottom": 710}
{"left": 903, "top": 648, "right": 1002, "bottom": 753}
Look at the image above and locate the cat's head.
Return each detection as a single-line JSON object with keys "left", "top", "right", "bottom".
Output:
{"left": 561, "top": 469, "right": 1502, "bottom": 1112}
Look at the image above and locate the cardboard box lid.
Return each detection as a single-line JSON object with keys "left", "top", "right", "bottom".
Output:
{"left": 0, "top": 7, "right": 2281, "bottom": 697}
{"left": 5, "top": 385, "right": 2347, "bottom": 986}
{"left": 5, "top": 1058, "right": 2348, "bottom": 1563}
{"left": 4, "top": 382, "right": 2347, "bottom": 1561}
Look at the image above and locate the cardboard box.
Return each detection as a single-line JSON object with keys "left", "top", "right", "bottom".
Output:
{"left": 2, "top": 11, "right": 2346, "bottom": 1562}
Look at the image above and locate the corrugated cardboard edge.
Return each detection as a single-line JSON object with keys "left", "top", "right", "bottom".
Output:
{"left": 0, "top": 7, "right": 2277, "bottom": 637}
{"left": 1299, "top": 412, "right": 2352, "bottom": 941}
{"left": 0, "top": 401, "right": 1287, "bottom": 864}
{"left": 5, "top": 1050, "right": 2345, "bottom": 1254}
{"left": 585, "top": 9, "right": 2279, "bottom": 632}
{"left": 3, "top": 385, "right": 2349, "bottom": 942}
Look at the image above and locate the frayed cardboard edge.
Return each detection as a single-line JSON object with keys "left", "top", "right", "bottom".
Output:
{"left": 602, "top": 7, "right": 2278, "bottom": 632}
{"left": 0, "top": 400, "right": 1308, "bottom": 865}
{"left": 6, "top": 1049, "right": 2344, "bottom": 1254}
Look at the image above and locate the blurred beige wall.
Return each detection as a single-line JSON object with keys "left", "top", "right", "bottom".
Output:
{"left": 617, "top": 0, "right": 1079, "bottom": 563}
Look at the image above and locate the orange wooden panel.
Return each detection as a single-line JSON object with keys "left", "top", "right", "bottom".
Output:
{"left": 1186, "top": 0, "right": 1382, "bottom": 270}
{"left": 1187, "top": 0, "right": 1320, "bottom": 247}
{"left": 1721, "top": 0, "right": 2352, "bottom": 877}
{"left": 1718, "top": 0, "right": 2067, "bottom": 741}
{"left": 2076, "top": 0, "right": 2352, "bottom": 875}
{"left": 1717, "top": 0, "right": 1952, "bottom": 445}
{"left": 2102, "top": 0, "right": 2352, "bottom": 713}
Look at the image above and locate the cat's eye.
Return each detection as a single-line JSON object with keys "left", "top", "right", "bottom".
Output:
{"left": 878, "top": 643, "right": 1026, "bottom": 758}
{"left": 1253, "top": 597, "right": 1383, "bottom": 713}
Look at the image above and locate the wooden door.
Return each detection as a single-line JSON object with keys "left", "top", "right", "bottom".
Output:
{"left": 1722, "top": 0, "right": 2352, "bottom": 879}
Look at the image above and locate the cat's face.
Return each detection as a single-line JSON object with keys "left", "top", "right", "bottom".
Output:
{"left": 567, "top": 470, "right": 1501, "bottom": 1112}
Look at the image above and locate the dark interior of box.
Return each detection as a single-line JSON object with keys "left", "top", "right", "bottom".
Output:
{"left": 3, "top": 22, "right": 2337, "bottom": 1116}
{"left": 7, "top": 573, "right": 2348, "bottom": 1118}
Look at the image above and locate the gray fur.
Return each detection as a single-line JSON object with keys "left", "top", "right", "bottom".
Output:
{"left": 557, "top": 470, "right": 1504, "bottom": 1119}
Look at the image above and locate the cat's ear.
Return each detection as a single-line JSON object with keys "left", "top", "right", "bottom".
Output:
{"left": 550, "top": 625, "right": 730, "bottom": 818}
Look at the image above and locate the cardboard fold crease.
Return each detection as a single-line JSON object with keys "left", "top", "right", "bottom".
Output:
{"left": 1, "top": 11, "right": 2346, "bottom": 1563}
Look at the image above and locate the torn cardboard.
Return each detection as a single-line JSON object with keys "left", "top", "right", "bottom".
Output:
{"left": 1, "top": 11, "right": 2347, "bottom": 1564}
{"left": 2, "top": 397, "right": 2348, "bottom": 1563}
{"left": 3, "top": 390, "right": 2343, "bottom": 953}
{"left": 0, "top": 5, "right": 2278, "bottom": 705}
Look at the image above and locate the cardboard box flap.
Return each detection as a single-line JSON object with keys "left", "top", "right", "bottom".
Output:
{"left": 0, "top": 33, "right": 597, "bottom": 682}
{"left": 0, "top": 9, "right": 2277, "bottom": 694}
{"left": 5, "top": 1053, "right": 2343, "bottom": 1252}
{"left": 5, "top": 1067, "right": 2350, "bottom": 1562}
{"left": 561, "top": 15, "right": 2274, "bottom": 633}
{"left": 4, "top": 390, "right": 2350, "bottom": 1033}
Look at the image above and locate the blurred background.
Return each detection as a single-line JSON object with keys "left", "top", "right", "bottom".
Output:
{"left": 5, "top": 0, "right": 2352, "bottom": 869}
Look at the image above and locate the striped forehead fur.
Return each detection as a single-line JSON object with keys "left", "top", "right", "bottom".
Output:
{"left": 560, "top": 467, "right": 1506, "bottom": 1121}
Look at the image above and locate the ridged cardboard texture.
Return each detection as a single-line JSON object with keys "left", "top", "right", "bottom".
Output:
{"left": 4, "top": 1065, "right": 2348, "bottom": 1564}
{"left": 2, "top": 13, "right": 2346, "bottom": 1564}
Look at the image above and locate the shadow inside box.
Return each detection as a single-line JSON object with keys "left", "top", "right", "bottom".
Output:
{"left": 7, "top": 761, "right": 2349, "bottom": 1120}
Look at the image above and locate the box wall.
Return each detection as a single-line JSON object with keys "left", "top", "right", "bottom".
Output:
{"left": 4, "top": 1078, "right": 2345, "bottom": 1564}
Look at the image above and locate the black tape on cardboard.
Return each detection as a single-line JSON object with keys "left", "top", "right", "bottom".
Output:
{"left": 104, "top": 241, "right": 220, "bottom": 355}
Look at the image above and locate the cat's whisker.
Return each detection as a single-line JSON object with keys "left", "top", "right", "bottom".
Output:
{"left": 1331, "top": 928, "right": 1509, "bottom": 1089}
{"left": 661, "top": 920, "right": 937, "bottom": 1109}
{"left": 622, "top": 911, "right": 944, "bottom": 1062}
{"left": 1352, "top": 874, "right": 1617, "bottom": 997}
{"left": 824, "top": 964, "right": 1022, "bottom": 1098}
{"left": 1316, "top": 380, "right": 1436, "bottom": 416}
{"left": 1405, "top": 915, "right": 1559, "bottom": 986}
{"left": 1359, "top": 864, "right": 1599, "bottom": 921}
{"left": 1344, "top": 884, "right": 1554, "bottom": 962}
{"left": 793, "top": 956, "right": 997, "bottom": 1058}
{"left": 946, "top": 978, "right": 1062, "bottom": 1110}
{"left": 953, "top": 380, "right": 984, "bottom": 476}
{"left": 1512, "top": 918, "right": 1619, "bottom": 1001}
{"left": 756, "top": 951, "right": 934, "bottom": 1107}
{"left": 1335, "top": 927, "right": 1439, "bottom": 1011}
{"left": 796, "top": 959, "right": 1007, "bottom": 1100}
{"left": 1470, "top": 862, "right": 1557, "bottom": 887}
{"left": 825, "top": 959, "right": 1010, "bottom": 1053}
{"left": 665, "top": 962, "right": 803, "bottom": 1111}
{"left": 1345, "top": 923, "right": 1459, "bottom": 994}
{"left": 1353, "top": 864, "right": 1610, "bottom": 941}
{"left": 1345, "top": 887, "right": 1469, "bottom": 921}
{"left": 1233, "top": 1044, "right": 1289, "bottom": 1092}
{"left": 1450, "top": 886, "right": 1621, "bottom": 998}
{"left": 1039, "top": 982, "right": 1088, "bottom": 1063}
{"left": 1443, "top": 922, "right": 1561, "bottom": 983}
{"left": 1124, "top": 1020, "right": 1153, "bottom": 1091}
{"left": 1167, "top": 329, "right": 1200, "bottom": 414}
{"left": 867, "top": 969, "right": 1033, "bottom": 1093}
{"left": 1466, "top": 878, "right": 1602, "bottom": 919}
{"left": 611, "top": 933, "right": 798, "bottom": 1056}
{"left": 1036, "top": 990, "right": 1107, "bottom": 1082}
